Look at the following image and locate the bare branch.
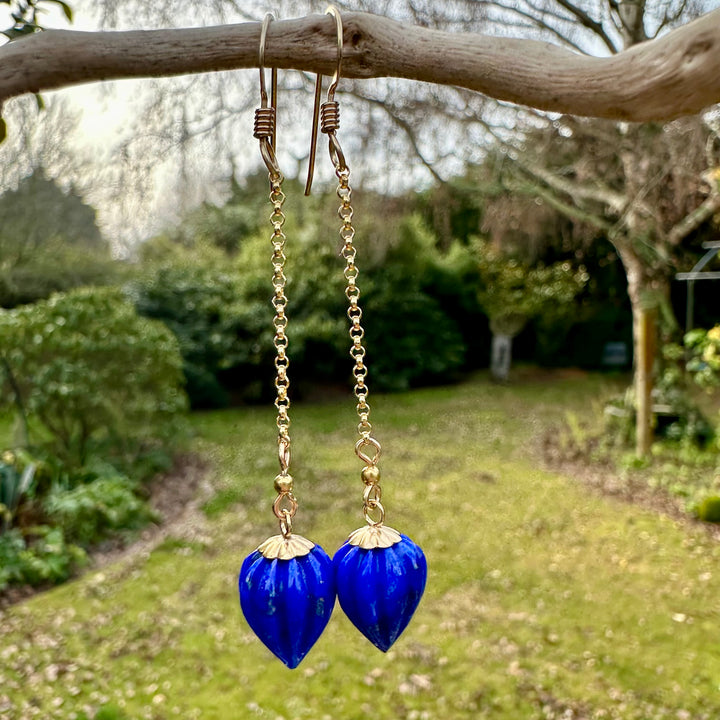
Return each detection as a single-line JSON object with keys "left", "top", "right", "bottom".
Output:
{"left": 517, "top": 158, "right": 627, "bottom": 212}
{"left": 349, "top": 89, "right": 446, "bottom": 184}
{"left": 484, "top": 1, "right": 590, "bottom": 55}
{"left": 0, "top": 9, "right": 719, "bottom": 121}
{"left": 667, "top": 186, "right": 720, "bottom": 244}
{"left": 509, "top": 176, "right": 613, "bottom": 230}
{"left": 654, "top": 0, "right": 690, "bottom": 37}
{"left": 550, "top": 0, "right": 619, "bottom": 52}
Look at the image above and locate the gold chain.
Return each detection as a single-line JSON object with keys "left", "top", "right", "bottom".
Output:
{"left": 270, "top": 178, "right": 289, "bottom": 440}
{"left": 333, "top": 161, "right": 385, "bottom": 527}
{"left": 303, "top": 9, "right": 389, "bottom": 532}
{"left": 267, "top": 175, "right": 297, "bottom": 538}
{"left": 254, "top": 15, "right": 297, "bottom": 540}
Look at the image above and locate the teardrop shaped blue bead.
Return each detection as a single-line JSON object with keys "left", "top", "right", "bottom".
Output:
{"left": 239, "top": 545, "right": 335, "bottom": 668}
{"left": 334, "top": 534, "right": 427, "bottom": 652}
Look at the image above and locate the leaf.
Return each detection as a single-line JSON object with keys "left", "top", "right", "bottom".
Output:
{"left": 19, "top": 463, "right": 37, "bottom": 495}
{"left": 1, "top": 26, "right": 35, "bottom": 40}
{"left": 46, "top": 0, "right": 73, "bottom": 22}
{"left": 0, "top": 117, "right": 6, "bottom": 145}
{"left": 34, "top": 93, "right": 45, "bottom": 111}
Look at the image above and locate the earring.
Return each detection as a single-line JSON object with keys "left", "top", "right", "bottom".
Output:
{"left": 238, "top": 13, "right": 335, "bottom": 670}
{"left": 306, "top": 6, "right": 427, "bottom": 653}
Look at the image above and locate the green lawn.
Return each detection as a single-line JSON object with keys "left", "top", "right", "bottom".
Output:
{"left": 2, "top": 371, "right": 720, "bottom": 720}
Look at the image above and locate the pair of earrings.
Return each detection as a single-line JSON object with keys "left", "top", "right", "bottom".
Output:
{"left": 238, "top": 9, "right": 427, "bottom": 669}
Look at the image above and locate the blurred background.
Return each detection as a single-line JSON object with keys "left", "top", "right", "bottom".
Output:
{"left": 1, "top": 2, "right": 720, "bottom": 718}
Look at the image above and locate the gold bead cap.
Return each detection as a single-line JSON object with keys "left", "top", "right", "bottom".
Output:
{"left": 258, "top": 534, "right": 314, "bottom": 560}
{"left": 348, "top": 525, "right": 402, "bottom": 550}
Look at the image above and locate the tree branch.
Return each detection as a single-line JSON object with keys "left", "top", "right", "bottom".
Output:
{"left": 0, "top": 9, "right": 719, "bottom": 121}
{"left": 667, "top": 187, "right": 720, "bottom": 245}
{"left": 518, "top": 160, "right": 627, "bottom": 212}
{"left": 509, "top": 177, "right": 613, "bottom": 231}
{"left": 482, "top": 1, "right": 591, "bottom": 55}
{"left": 550, "top": 0, "right": 619, "bottom": 53}
{"left": 349, "top": 89, "right": 446, "bottom": 184}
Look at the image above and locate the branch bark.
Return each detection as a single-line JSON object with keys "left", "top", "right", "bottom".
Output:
{"left": 520, "top": 160, "right": 627, "bottom": 212}
{"left": 1, "top": 9, "right": 719, "bottom": 121}
{"left": 667, "top": 187, "right": 720, "bottom": 245}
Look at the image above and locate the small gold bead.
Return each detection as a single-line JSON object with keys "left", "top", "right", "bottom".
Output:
{"left": 274, "top": 474, "right": 294, "bottom": 494}
{"left": 361, "top": 466, "right": 381, "bottom": 485}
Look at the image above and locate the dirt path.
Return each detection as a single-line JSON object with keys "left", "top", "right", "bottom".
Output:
{"left": 0, "top": 455, "right": 212, "bottom": 609}
{"left": 90, "top": 454, "right": 213, "bottom": 569}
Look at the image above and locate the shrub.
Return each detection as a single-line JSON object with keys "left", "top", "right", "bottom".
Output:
{"left": 233, "top": 225, "right": 347, "bottom": 391}
{"left": 0, "top": 526, "right": 86, "bottom": 590}
{"left": 363, "top": 288, "right": 466, "bottom": 390}
{"left": 685, "top": 326, "right": 720, "bottom": 390}
{"left": 652, "top": 341, "right": 716, "bottom": 446}
{"left": 696, "top": 496, "right": 720, "bottom": 523}
{"left": 0, "top": 456, "right": 36, "bottom": 532}
{"left": 360, "top": 216, "right": 473, "bottom": 390}
{"left": 131, "top": 262, "right": 245, "bottom": 409}
{"left": 142, "top": 204, "right": 482, "bottom": 399}
{"left": 44, "top": 473, "right": 155, "bottom": 546}
{"left": 472, "top": 238, "right": 588, "bottom": 336}
{"left": 0, "top": 287, "right": 188, "bottom": 467}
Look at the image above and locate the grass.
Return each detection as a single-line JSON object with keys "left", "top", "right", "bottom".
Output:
{"left": 2, "top": 370, "right": 720, "bottom": 719}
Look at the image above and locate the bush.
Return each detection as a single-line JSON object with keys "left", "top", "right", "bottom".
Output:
{"left": 685, "top": 326, "right": 720, "bottom": 390}
{"left": 360, "top": 216, "right": 474, "bottom": 390}
{"left": 233, "top": 225, "right": 347, "bottom": 392}
{"left": 653, "top": 341, "right": 716, "bottom": 446}
{"left": 0, "top": 287, "right": 188, "bottom": 466}
{"left": 0, "top": 456, "right": 36, "bottom": 532}
{"left": 363, "top": 288, "right": 466, "bottom": 390}
{"left": 0, "top": 169, "right": 120, "bottom": 309}
{"left": 696, "top": 496, "right": 720, "bottom": 523}
{"left": 44, "top": 473, "right": 155, "bottom": 546}
{"left": 131, "top": 262, "right": 245, "bottom": 409}
{"left": 142, "top": 201, "right": 483, "bottom": 400}
{"left": 0, "top": 526, "right": 86, "bottom": 590}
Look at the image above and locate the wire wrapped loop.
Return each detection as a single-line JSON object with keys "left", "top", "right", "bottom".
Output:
{"left": 320, "top": 101, "right": 340, "bottom": 135}
{"left": 278, "top": 437, "right": 291, "bottom": 475}
{"left": 273, "top": 492, "right": 298, "bottom": 521}
{"left": 356, "top": 437, "right": 381, "bottom": 466}
{"left": 279, "top": 508, "right": 293, "bottom": 538}
{"left": 254, "top": 106, "right": 276, "bottom": 140}
{"left": 363, "top": 500, "right": 385, "bottom": 527}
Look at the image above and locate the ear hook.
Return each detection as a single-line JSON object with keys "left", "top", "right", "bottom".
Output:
{"left": 325, "top": 5, "right": 343, "bottom": 101}
{"left": 255, "top": 13, "right": 281, "bottom": 179}
{"left": 305, "top": 5, "right": 346, "bottom": 196}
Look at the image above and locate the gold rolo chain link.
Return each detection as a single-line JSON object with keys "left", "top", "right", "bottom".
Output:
{"left": 270, "top": 178, "right": 289, "bottom": 438}
{"left": 332, "top": 153, "right": 385, "bottom": 528}
{"left": 267, "top": 174, "right": 297, "bottom": 538}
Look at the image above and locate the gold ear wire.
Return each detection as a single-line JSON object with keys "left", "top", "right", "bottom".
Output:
{"left": 305, "top": 5, "right": 345, "bottom": 196}
{"left": 255, "top": 13, "right": 280, "bottom": 179}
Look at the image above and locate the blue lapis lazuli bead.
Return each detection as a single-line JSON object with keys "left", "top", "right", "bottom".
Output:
{"left": 239, "top": 545, "right": 335, "bottom": 669}
{"left": 334, "top": 534, "right": 427, "bottom": 652}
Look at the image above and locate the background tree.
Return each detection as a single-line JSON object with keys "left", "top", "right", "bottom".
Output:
{"left": 0, "top": 168, "right": 117, "bottom": 307}
{"left": 341, "top": 0, "right": 720, "bottom": 454}
{"left": 490, "top": 113, "right": 720, "bottom": 454}
{"left": 471, "top": 239, "right": 588, "bottom": 380}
